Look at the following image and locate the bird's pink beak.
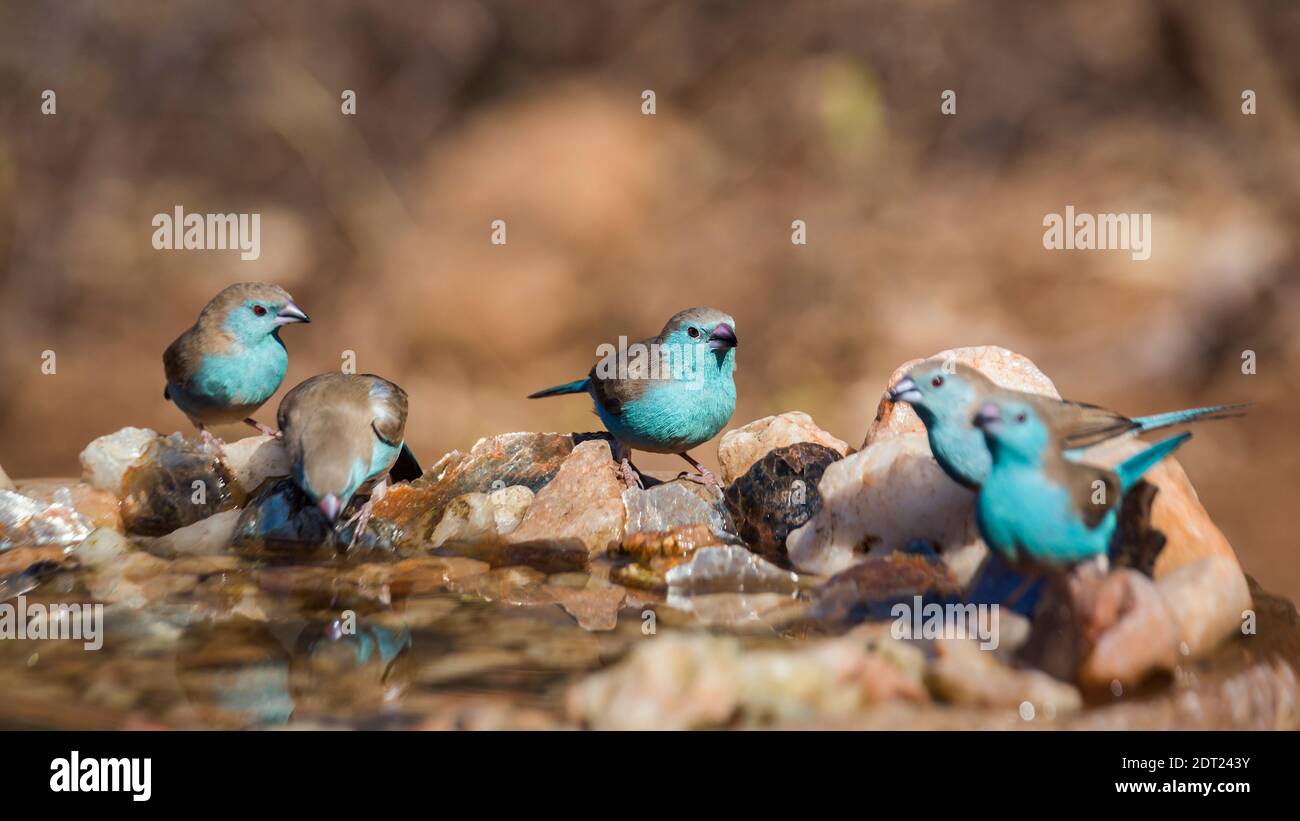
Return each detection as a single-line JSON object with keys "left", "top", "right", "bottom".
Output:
{"left": 318, "top": 495, "right": 342, "bottom": 522}
{"left": 973, "top": 402, "right": 1003, "bottom": 432}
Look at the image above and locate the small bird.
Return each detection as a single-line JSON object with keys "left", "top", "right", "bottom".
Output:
{"left": 887, "top": 359, "right": 1243, "bottom": 489}
{"left": 528, "top": 307, "right": 738, "bottom": 489}
{"left": 163, "top": 282, "right": 310, "bottom": 450}
{"left": 973, "top": 398, "right": 1191, "bottom": 572}
{"left": 277, "top": 372, "right": 410, "bottom": 548}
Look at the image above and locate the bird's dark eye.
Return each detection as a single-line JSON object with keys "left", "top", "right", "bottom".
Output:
{"left": 687, "top": 326, "right": 700, "bottom": 338}
{"left": 252, "top": 305, "right": 268, "bottom": 316}
{"left": 931, "top": 376, "right": 944, "bottom": 388}
{"left": 1016, "top": 413, "right": 1027, "bottom": 424}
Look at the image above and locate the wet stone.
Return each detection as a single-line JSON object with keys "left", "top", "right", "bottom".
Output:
{"left": 543, "top": 574, "right": 626, "bottom": 631}
{"left": 145, "top": 509, "right": 242, "bottom": 558}
{"left": 119, "top": 434, "right": 244, "bottom": 537}
{"left": 665, "top": 545, "right": 800, "bottom": 595}
{"left": 430, "top": 485, "right": 534, "bottom": 547}
{"left": 231, "top": 478, "right": 334, "bottom": 560}
{"left": 15, "top": 480, "right": 121, "bottom": 532}
{"left": 0, "top": 487, "right": 93, "bottom": 552}
{"left": 809, "top": 551, "right": 961, "bottom": 624}
{"left": 506, "top": 440, "right": 626, "bottom": 555}
{"left": 389, "top": 432, "right": 615, "bottom": 543}
{"left": 623, "top": 479, "right": 736, "bottom": 541}
{"left": 723, "top": 442, "right": 841, "bottom": 563}
{"left": 615, "top": 523, "right": 722, "bottom": 561}
{"left": 440, "top": 538, "right": 590, "bottom": 575}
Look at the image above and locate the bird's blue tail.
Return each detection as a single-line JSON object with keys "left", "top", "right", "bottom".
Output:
{"left": 527, "top": 378, "right": 590, "bottom": 399}
{"left": 1116, "top": 431, "right": 1192, "bottom": 491}
{"left": 1134, "top": 403, "right": 1249, "bottom": 434}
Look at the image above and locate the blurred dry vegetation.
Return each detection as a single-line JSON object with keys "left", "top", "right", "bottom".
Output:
{"left": 0, "top": 1, "right": 1297, "bottom": 598}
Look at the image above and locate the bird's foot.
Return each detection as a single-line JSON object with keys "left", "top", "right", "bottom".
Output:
{"left": 677, "top": 466, "right": 723, "bottom": 494}
{"left": 244, "top": 418, "right": 281, "bottom": 438}
{"left": 197, "top": 427, "right": 226, "bottom": 458}
{"left": 342, "top": 480, "right": 387, "bottom": 551}
{"left": 343, "top": 501, "right": 374, "bottom": 552}
{"left": 619, "top": 458, "right": 644, "bottom": 490}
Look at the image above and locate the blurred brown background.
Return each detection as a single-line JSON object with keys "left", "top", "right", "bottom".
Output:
{"left": 0, "top": 1, "right": 1297, "bottom": 599}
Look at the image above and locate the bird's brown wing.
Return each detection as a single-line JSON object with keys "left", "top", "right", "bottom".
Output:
{"left": 1051, "top": 457, "right": 1122, "bottom": 529}
{"left": 1036, "top": 397, "right": 1140, "bottom": 450}
{"left": 162, "top": 326, "right": 201, "bottom": 388}
{"left": 365, "top": 374, "right": 409, "bottom": 445}
{"left": 586, "top": 332, "right": 658, "bottom": 417}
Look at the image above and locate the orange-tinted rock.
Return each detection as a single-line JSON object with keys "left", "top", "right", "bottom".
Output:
{"left": 614, "top": 523, "right": 722, "bottom": 560}
{"left": 1157, "top": 556, "right": 1252, "bottom": 659}
{"left": 1076, "top": 568, "right": 1180, "bottom": 689}
{"left": 0, "top": 545, "right": 68, "bottom": 575}
{"left": 1081, "top": 438, "right": 1241, "bottom": 576}
{"left": 15, "top": 480, "right": 122, "bottom": 532}
{"left": 507, "top": 440, "right": 625, "bottom": 555}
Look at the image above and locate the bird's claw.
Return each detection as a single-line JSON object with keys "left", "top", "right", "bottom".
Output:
{"left": 244, "top": 418, "right": 282, "bottom": 438}
{"left": 197, "top": 428, "right": 227, "bottom": 458}
{"left": 619, "top": 459, "right": 644, "bottom": 490}
{"left": 678, "top": 467, "right": 723, "bottom": 495}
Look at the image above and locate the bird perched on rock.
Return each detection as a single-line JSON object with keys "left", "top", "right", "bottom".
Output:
{"left": 973, "top": 398, "right": 1190, "bottom": 571}
{"left": 888, "top": 359, "right": 1243, "bottom": 489}
{"left": 163, "top": 282, "right": 310, "bottom": 451}
{"left": 528, "top": 307, "right": 738, "bottom": 490}
{"left": 277, "top": 372, "right": 411, "bottom": 548}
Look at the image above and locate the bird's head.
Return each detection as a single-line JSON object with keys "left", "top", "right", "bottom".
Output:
{"left": 888, "top": 359, "right": 988, "bottom": 429}
{"left": 972, "top": 399, "right": 1050, "bottom": 465}
{"left": 297, "top": 450, "right": 367, "bottom": 523}
{"left": 660, "top": 307, "right": 738, "bottom": 368}
{"left": 207, "top": 282, "right": 310, "bottom": 344}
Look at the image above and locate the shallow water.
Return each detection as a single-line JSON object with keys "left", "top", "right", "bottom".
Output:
{"left": 0, "top": 537, "right": 806, "bottom": 730}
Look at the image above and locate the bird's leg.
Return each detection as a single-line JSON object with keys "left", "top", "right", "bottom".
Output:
{"left": 618, "top": 451, "right": 644, "bottom": 490}
{"left": 344, "top": 480, "right": 388, "bottom": 551}
{"left": 243, "top": 417, "right": 281, "bottom": 438}
{"left": 196, "top": 424, "right": 226, "bottom": 457}
{"left": 676, "top": 451, "right": 722, "bottom": 493}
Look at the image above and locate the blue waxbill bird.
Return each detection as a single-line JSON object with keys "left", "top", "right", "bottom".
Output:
{"left": 528, "top": 307, "right": 738, "bottom": 490}
{"left": 163, "top": 282, "right": 310, "bottom": 450}
{"left": 277, "top": 372, "right": 410, "bottom": 548}
{"left": 972, "top": 398, "right": 1191, "bottom": 572}
{"left": 888, "top": 359, "right": 1243, "bottom": 489}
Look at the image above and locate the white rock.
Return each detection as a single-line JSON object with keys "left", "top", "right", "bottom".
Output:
{"left": 0, "top": 462, "right": 13, "bottom": 491}
{"left": 927, "top": 638, "right": 1082, "bottom": 716}
{"left": 431, "top": 485, "right": 535, "bottom": 547}
{"left": 787, "top": 433, "right": 984, "bottom": 580}
{"left": 0, "top": 487, "right": 93, "bottom": 550}
{"left": 79, "top": 427, "right": 161, "bottom": 494}
{"left": 146, "top": 509, "right": 242, "bottom": 556}
{"left": 1157, "top": 556, "right": 1253, "bottom": 659}
{"left": 665, "top": 545, "right": 799, "bottom": 594}
{"left": 221, "top": 435, "right": 291, "bottom": 495}
{"left": 566, "top": 627, "right": 927, "bottom": 730}
{"left": 73, "top": 527, "right": 133, "bottom": 568}
{"left": 718, "top": 411, "right": 850, "bottom": 485}
{"left": 866, "top": 346, "right": 1060, "bottom": 446}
